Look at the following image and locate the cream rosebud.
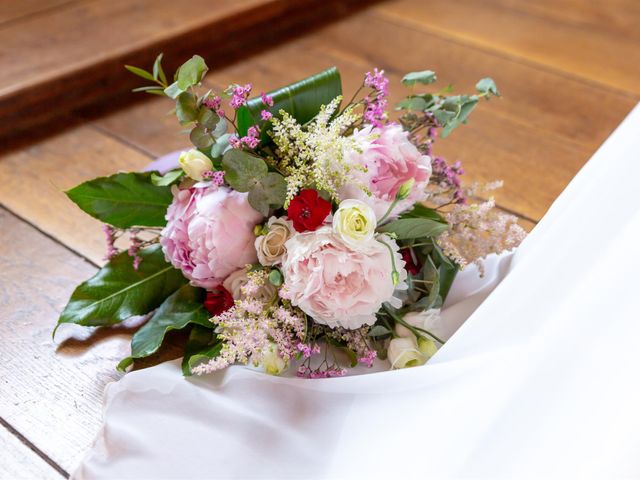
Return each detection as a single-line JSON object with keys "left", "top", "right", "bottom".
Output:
{"left": 395, "top": 178, "right": 415, "bottom": 200}
{"left": 254, "top": 217, "right": 295, "bottom": 266}
{"left": 387, "top": 337, "right": 427, "bottom": 369}
{"left": 332, "top": 199, "right": 377, "bottom": 248}
{"left": 179, "top": 149, "right": 213, "bottom": 181}
{"left": 417, "top": 337, "right": 438, "bottom": 358}
{"left": 261, "top": 343, "right": 288, "bottom": 375}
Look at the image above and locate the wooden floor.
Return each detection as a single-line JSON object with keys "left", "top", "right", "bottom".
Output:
{"left": 0, "top": 0, "right": 638, "bottom": 477}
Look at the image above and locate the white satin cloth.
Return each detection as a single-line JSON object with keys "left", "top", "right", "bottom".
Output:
{"left": 74, "top": 104, "right": 640, "bottom": 479}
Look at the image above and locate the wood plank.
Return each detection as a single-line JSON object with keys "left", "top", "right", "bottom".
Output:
{"left": 0, "top": 207, "right": 183, "bottom": 473}
{"left": 376, "top": 0, "right": 640, "bottom": 96}
{"left": 87, "top": 9, "right": 635, "bottom": 222}
{"left": 0, "top": 425, "right": 63, "bottom": 479}
{"left": 0, "top": 0, "right": 78, "bottom": 26}
{"left": 0, "top": 0, "right": 336, "bottom": 138}
{"left": 0, "top": 207, "right": 119, "bottom": 472}
{"left": 0, "top": 126, "right": 154, "bottom": 265}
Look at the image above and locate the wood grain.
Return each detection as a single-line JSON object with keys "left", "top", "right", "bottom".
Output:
{"left": 376, "top": 0, "right": 640, "bottom": 96}
{"left": 0, "top": 126, "right": 154, "bottom": 265}
{"left": 88, "top": 8, "right": 636, "bottom": 222}
{"left": 0, "top": 424, "right": 62, "bottom": 479}
{"left": 0, "top": 0, "right": 78, "bottom": 26}
{"left": 0, "top": 0, "right": 342, "bottom": 138}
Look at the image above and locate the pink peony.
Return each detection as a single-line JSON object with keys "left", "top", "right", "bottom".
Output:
{"left": 161, "top": 185, "right": 263, "bottom": 290}
{"left": 340, "top": 124, "right": 432, "bottom": 219}
{"left": 280, "top": 227, "right": 407, "bottom": 329}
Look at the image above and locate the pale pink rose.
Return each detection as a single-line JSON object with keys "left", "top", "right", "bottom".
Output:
{"left": 161, "top": 185, "right": 263, "bottom": 290}
{"left": 340, "top": 124, "right": 432, "bottom": 219}
{"left": 280, "top": 226, "right": 407, "bottom": 329}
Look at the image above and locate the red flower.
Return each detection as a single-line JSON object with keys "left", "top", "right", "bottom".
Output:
{"left": 287, "top": 189, "right": 332, "bottom": 232}
{"left": 203, "top": 287, "right": 234, "bottom": 316}
{"left": 401, "top": 248, "right": 421, "bottom": 276}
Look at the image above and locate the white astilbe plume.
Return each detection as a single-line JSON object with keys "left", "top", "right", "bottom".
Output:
{"left": 269, "top": 96, "right": 367, "bottom": 206}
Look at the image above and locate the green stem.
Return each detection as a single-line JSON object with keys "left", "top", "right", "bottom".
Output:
{"left": 378, "top": 199, "right": 400, "bottom": 225}
{"left": 382, "top": 303, "right": 445, "bottom": 344}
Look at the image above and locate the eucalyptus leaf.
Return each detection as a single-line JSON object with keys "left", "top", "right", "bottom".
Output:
{"left": 65, "top": 172, "right": 173, "bottom": 228}
{"left": 402, "top": 70, "right": 437, "bottom": 86}
{"left": 212, "top": 117, "right": 228, "bottom": 139}
{"left": 210, "top": 133, "right": 231, "bottom": 160}
{"left": 395, "top": 95, "right": 431, "bottom": 111}
{"left": 222, "top": 150, "right": 268, "bottom": 192}
{"left": 177, "top": 55, "right": 208, "bottom": 90}
{"left": 176, "top": 92, "right": 198, "bottom": 123}
{"left": 247, "top": 172, "right": 287, "bottom": 215}
{"left": 182, "top": 325, "right": 222, "bottom": 376}
{"left": 190, "top": 125, "right": 214, "bottom": 149}
{"left": 197, "top": 108, "right": 219, "bottom": 130}
{"left": 54, "top": 245, "right": 187, "bottom": 334}
{"left": 378, "top": 217, "right": 448, "bottom": 240}
{"left": 236, "top": 67, "right": 342, "bottom": 139}
{"left": 124, "top": 285, "right": 211, "bottom": 365}
{"left": 476, "top": 77, "right": 500, "bottom": 96}
{"left": 151, "top": 169, "right": 184, "bottom": 186}
{"left": 164, "top": 82, "right": 183, "bottom": 99}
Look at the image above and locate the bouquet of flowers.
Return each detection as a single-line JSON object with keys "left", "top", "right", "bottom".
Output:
{"left": 55, "top": 54, "right": 525, "bottom": 377}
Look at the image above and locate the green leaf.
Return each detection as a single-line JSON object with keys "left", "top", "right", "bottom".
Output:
{"left": 177, "top": 55, "right": 208, "bottom": 90}
{"left": 190, "top": 125, "right": 214, "bottom": 149}
{"left": 439, "top": 95, "right": 479, "bottom": 138}
{"left": 222, "top": 150, "right": 268, "bottom": 191}
{"left": 132, "top": 86, "right": 165, "bottom": 93}
{"left": 151, "top": 169, "right": 184, "bottom": 186}
{"left": 65, "top": 172, "right": 173, "bottom": 228}
{"left": 432, "top": 244, "right": 458, "bottom": 302}
{"left": 400, "top": 204, "right": 446, "bottom": 223}
{"left": 395, "top": 95, "right": 432, "bottom": 111}
{"left": 153, "top": 53, "right": 167, "bottom": 84}
{"left": 268, "top": 269, "right": 283, "bottom": 287}
{"left": 176, "top": 92, "right": 198, "bottom": 124}
{"left": 164, "top": 82, "right": 183, "bottom": 99}
{"left": 476, "top": 77, "right": 500, "bottom": 96}
{"left": 247, "top": 172, "right": 287, "bottom": 216}
{"left": 236, "top": 67, "right": 342, "bottom": 139}
{"left": 378, "top": 218, "right": 448, "bottom": 240}
{"left": 402, "top": 70, "right": 437, "bottom": 86}
{"left": 210, "top": 133, "right": 231, "bottom": 160}
{"left": 198, "top": 108, "right": 220, "bottom": 130}
{"left": 127, "top": 285, "right": 211, "bottom": 361}
{"left": 368, "top": 325, "right": 391, "bottom": 337}
{"left": 125, "top": 65, "right": 155, "bottom": 82}
{"left": 55, "top": 245, "right": 187, "bottom": 334}
{"left": 182, "top": 325, "right": 222, "bottom": 376}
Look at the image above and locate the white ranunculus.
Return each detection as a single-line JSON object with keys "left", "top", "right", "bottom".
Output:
{"left": 387, "top": 337, "right": 427, "bottom": 369}
{"left": 179, "top": 149, "right": 213, "bottom": 181}
{"left": 332, "top": 199, "right": 377, "bottom": 248}
{"left": 254, "top": 216, "right": 295, "bottom": 266}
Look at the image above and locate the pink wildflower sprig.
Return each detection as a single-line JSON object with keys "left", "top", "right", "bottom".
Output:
{"left": 228, "top": 83, "right": 252, "bottom": 110}
{"left": 363, "top": 68, "right": 390, "bottom": 127}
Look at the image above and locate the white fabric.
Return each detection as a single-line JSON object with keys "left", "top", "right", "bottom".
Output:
{"left": 74, "top": 104, "right": 640, "bottom": 480}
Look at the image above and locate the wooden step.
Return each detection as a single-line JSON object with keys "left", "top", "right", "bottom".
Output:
{"left": 0, "top": 0, "right": 367, "bottom": 139}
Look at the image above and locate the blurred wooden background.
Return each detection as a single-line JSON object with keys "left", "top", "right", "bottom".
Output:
{"left": 0, "top": 0, "right": 638, "bottom": 477}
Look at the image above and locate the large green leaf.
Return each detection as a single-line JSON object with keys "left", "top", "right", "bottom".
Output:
{"left": 236, "top": 67, "right": 342, "bottom": 138}
{"left": 378, "top": 217, "right": 448, "bottom": 240}
{"left": 182, "top": 325, "right": 222, "bottom": 376}
{"left": 66, "top": 172, "right": 173, "bottom": 228}
{"left": 54, "top": 245, "right": 187, "bottom": 335}
{"left": 432, "top": 243, "right": 458, "bottom": 302}
{"left": 117, "top": 285, "right": 212, "bottom": 371}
